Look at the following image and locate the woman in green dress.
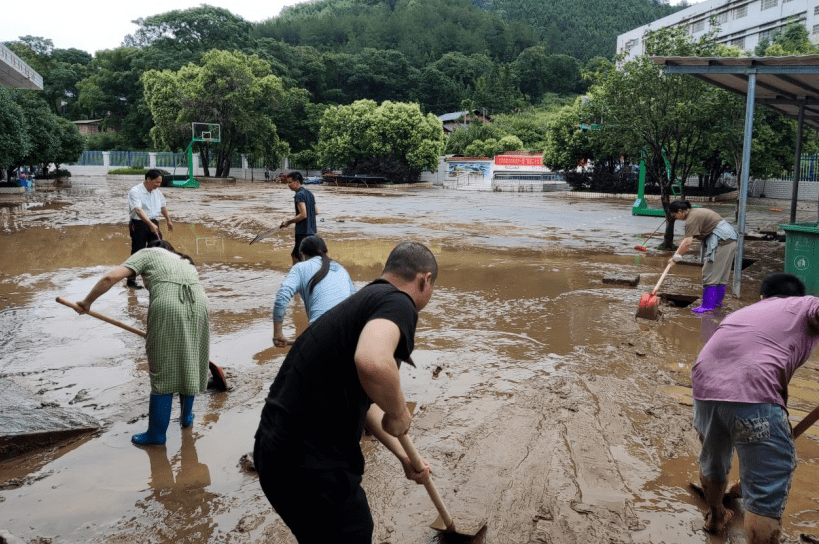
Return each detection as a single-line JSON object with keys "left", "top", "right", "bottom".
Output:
{"left": 75, "top": 240, "right": 210, "bottom": 446}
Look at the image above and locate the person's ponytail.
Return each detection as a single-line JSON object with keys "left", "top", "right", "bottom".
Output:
{"left": 299, "top": 236, "right": 331, "bottom": 294}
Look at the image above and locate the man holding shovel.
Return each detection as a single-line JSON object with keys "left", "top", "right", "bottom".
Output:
{"left": 254, "top": 241, "right": 435, "bottom": 543}
{"left": 691, "top": 273, "right": 819, "bottom": 542}
{"left": 280, "top": 171, "right": 317, "bottom": 266}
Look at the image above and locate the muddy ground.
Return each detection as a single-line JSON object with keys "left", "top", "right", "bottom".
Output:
{"left": 1, "top": 176, "right": 818, "bottom": 544}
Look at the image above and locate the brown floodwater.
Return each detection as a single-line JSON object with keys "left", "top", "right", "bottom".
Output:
{"left": 1, "top": 177, "right": 818, "bottom": 543}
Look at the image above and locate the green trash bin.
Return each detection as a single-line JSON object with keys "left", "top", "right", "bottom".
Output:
{"left": 781, "top": 222, "right": 819, "bottom": 296}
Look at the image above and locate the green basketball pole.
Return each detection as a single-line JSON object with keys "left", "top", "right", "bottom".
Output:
{"left": 173, "top": 140, "right": 200, "bottom": 188}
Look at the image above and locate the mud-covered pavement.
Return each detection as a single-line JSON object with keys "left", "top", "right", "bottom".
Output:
{"left": 1, "top": 176, "right": 819, "bottom": 544}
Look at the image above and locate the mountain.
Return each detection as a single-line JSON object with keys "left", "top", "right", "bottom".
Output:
{"left": 255, "top": 0, "right": 685, "bottom": 62}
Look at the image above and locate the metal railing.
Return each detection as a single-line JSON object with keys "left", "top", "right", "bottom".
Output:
{"left": 71, "top": 151, "right": 104, "bottom": 166}
{"left": 156, "top": 152, "right": 188, "bottom": 168}
{"left": 109, "top": 151, "right": 150, "bottom": 167}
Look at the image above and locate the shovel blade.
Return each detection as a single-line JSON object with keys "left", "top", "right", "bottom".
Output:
{"left": 636, "top": 293, "right": 660, "bottom": 320}
{"left": 430, "top": 514, "right": 487, "bottom": 537}
{"left": 209, "top": 362, "right": 228, "bottom": 391}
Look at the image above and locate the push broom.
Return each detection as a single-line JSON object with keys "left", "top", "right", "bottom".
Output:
{"left": 635, "top": 220, "right": 666, "bottom": 252}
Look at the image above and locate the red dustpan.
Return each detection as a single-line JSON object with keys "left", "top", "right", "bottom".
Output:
{"left": 636, "top": 262, "right": 673, "bottom": 320}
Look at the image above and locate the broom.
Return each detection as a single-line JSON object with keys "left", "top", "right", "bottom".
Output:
{"left": 635, "top": 220, "right": 666, "bottom": 252}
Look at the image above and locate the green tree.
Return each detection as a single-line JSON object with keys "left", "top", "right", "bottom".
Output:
{"left": 463, "top": 134, "right": 524, "bottom": 156}
{"left": 542, "top": 97, "right": 597, "bottom": 171}
{"left": 317, "top": 99, "right": 445, "bottom": 180}
{"left": 76, "top": 47, "right": 153, "bottom": 148}
{"left": 2, "top": 89, "right": 81, "bottom": 176}
{"left": 580, "top": 26, "right": 727, "bottom": 247}
{"left": 51, "top": 117, "right": 85, "bottom": 172}
{"left": 414, "top": 65, "right": 466, "bottom": 113}
{"left": 125, "top": 6, "right": 254, "bottom": 71}
{"left": 0, "top": 86, "right": 31, "bottom": 178}
{"left": 345, "top": 49, "right": 418, "bottom": 103}
{"left": 512, "top": 48, "right": 581, "bottom": 102}
{"left": 143, "top": 49, "right": 287, "bottom": 177}
{"left": 756, "top": 22, "right": 819, "bottom": 56}
{"left": 9, "top": 90, "right": 61, "bottom": 172}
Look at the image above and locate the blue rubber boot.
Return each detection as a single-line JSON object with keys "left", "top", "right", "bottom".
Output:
{"left": 692, "top": 285, "right": 719, "bottom": 314}
{"left": 132, "top": 393, "right": 173, "bottom": 445}
{"left": 714, "top": 285, "right": 727, "bottom": 307}
{"left": 180, "top": 394, "right": 195, "bottom": 428}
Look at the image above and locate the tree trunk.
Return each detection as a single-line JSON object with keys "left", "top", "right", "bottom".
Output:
{"left": 200, "top": 147, "right": 210, "bottom": 178}
{"left": 662, "top": 218, "right": 677, "bottom": 250}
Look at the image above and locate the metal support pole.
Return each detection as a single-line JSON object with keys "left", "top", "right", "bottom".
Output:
{"left": 733, "top": 72, "right": 756, "bottom": 298}
{"left": 790, "top": 103, "right": 805, "bottom": 224}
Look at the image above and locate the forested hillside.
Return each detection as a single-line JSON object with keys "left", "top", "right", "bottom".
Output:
{"left": 490, "top": 0, "right": 682, "bottom": 60}
{"left": 254, "top": 0, "right": 683, "bottom": 62}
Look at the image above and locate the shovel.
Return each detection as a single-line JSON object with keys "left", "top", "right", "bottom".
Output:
{"left": 636, "top": 262, "right": 673, "bottom": 320}
{"left": 56, "top": 297, "right": 228, "bottom": 391}
{"left": 397, "top": 433, "right": 487, "bottom": 537}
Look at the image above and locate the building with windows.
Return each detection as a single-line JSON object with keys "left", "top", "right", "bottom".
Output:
{"left": 617, "top": 0, "right": 818, "bottom": 61}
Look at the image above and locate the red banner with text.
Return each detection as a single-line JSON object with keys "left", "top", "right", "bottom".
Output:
{"left": 494, "top": 155, "right": 544, "bottom": 167}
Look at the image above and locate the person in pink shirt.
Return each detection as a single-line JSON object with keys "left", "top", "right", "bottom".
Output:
{"left": 692, "top": 273, "right": 819, "bottom": 542}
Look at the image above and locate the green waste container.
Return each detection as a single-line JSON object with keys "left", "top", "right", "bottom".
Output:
{"left": 781, "top": 222, "right": 819, "bottom": 296}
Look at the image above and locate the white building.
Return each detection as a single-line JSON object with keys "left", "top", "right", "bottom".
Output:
{"left": 0, "top": 43, "right": 42, "bottom": 90}
{"left": 617, "top": 0, "right": 818, "bottom": 61}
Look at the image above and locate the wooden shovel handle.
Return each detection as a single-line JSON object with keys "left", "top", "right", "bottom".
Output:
{"left": 56, "top": 296, "right": 229, "bottom": 392}
{"left": 794, "top": 404, "right": 819, "bottom": 439}
{"left": 56, "top": 297, "right": 146, "bottom": 338}
{"left": 397, "top": 433, "right": 455, "bottom": 531}
{"left": 652, "top": 262, "right": 674, "bottom": 295}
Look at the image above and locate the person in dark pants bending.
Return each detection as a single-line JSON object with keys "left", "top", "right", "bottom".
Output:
{"left": 279, "top": 171, "right": 317, "bottom": 266}
{"left": 127, "top": 169, "right": 174, "bottom": 289}
{"left": 254, "top": 241, "right": 436, "bottom": 543}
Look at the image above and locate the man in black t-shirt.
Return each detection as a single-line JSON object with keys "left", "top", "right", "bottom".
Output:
{"left": 254, "top": 241, "right": 438, "bottom": 543}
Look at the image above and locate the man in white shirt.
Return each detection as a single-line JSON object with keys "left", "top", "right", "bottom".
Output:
{"left": 127, "top": 169, "right": 174, "bottom": 289}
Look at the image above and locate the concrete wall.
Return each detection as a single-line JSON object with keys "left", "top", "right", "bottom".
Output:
{"left": 748, "top": 178, "right": 819, "bottom": 200}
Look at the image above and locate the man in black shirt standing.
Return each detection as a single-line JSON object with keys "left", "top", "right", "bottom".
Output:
{"left": 254, "top": 241, "right": 437, "bottom": 543}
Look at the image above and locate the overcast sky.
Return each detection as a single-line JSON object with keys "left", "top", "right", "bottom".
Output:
{"left": 0, "top": 0, "right": 298, "bottom": 55}
{"left": 2, "top": 0, "right": 703, "bottom": 56}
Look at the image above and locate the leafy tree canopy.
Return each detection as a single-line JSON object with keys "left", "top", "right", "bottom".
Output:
{"left": 0, "top": 86, "right": 31, "bottom": 171}
{"left": 0, "top": 89, "right": 83, "bottom": 174}
{"left": 317, "top": 99, "right": 446, "bottom": 175}
{"left": 143, "top": 49, "right": 288, "bottom": 177}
